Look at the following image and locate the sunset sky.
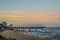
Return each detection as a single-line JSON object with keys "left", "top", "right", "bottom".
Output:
{"left": 0, "top": 0, "right": 60, "bottom": 27}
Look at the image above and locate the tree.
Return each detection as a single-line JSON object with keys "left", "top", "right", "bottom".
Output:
{"left": 1, "top": 21, "right": 7, "bottom": 28}
{"left": 0, "top": 24, "right": 3, "bottom": 29}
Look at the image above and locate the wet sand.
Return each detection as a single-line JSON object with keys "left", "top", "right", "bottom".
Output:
{"left": 0, "top": 30, "right": 50, "bottom": 40}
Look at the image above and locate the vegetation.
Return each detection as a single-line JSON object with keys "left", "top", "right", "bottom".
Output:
{"left": 0, "top": 35, "right": 16, "bottom": 40}
{"left": 0, "top": 25, "right": 1, "bottom": 27}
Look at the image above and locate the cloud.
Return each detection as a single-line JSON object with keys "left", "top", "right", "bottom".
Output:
{"left": 0, "top": 10, "right": 16, "bottom": 14}
{"left": 0, "top": 10, "right": 60, "bottom": 24}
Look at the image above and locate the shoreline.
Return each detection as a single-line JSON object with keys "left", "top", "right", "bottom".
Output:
{"left": 0, "top": 30, "right": 56, "bottom": 40}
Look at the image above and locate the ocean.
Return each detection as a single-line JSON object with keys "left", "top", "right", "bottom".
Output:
{"left": 24, "top": 27, "right": 60, "bottom": 39}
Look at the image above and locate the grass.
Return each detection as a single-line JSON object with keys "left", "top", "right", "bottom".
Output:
{"left": 0, "top": 35, "right": 16, "bottom": 40}
{"left": 0, "top": 35, "right": 8, "bottom": 40}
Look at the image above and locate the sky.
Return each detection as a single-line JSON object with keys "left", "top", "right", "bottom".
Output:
{"left": 0, "top": 0, "right": 60, "bottom": 27}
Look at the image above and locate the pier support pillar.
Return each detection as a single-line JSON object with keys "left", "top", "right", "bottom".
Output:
{"left": 23, "top": 28, "right": 25, "bottom": 31}
{"left": 29, "top": 29, "right": 31, "bottom": 32}
{"left": 35, "top": 29, "right": 37, "bottom": 32}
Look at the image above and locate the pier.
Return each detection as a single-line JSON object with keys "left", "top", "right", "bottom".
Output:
{"left": 0, "top": 21, "right": 45, "bottom": 32}
{"left": 12, "top": 27, "right": 45, "bottom": 32}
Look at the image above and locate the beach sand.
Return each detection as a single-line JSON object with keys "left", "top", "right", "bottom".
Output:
{"left": 0, "top": 30, "right": 50, "bottom": 40}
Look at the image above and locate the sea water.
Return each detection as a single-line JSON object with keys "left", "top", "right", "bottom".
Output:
{"left": 25, "top": 27, "right": 60, "bottom": 39}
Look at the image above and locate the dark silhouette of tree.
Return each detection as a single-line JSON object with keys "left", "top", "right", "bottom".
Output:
{"left": 9, "top": 24, "right": 13, "bottom": 30}
{"left": 0, "top": 24, "right": 3, "bottom": 29}
{"left": 1, "top": 21, "right": 7, "bottom": 28}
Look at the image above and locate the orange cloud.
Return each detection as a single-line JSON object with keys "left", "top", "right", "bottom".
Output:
{"left": 6, "top": 14, "right": 60, "bottom": 23}
{"left": 0, "top": 10, "right": 60, "bottom": 24}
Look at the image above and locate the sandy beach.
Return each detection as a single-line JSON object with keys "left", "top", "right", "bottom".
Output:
{"left": 0, "top": 30, "right": 51, "bottom": 40}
